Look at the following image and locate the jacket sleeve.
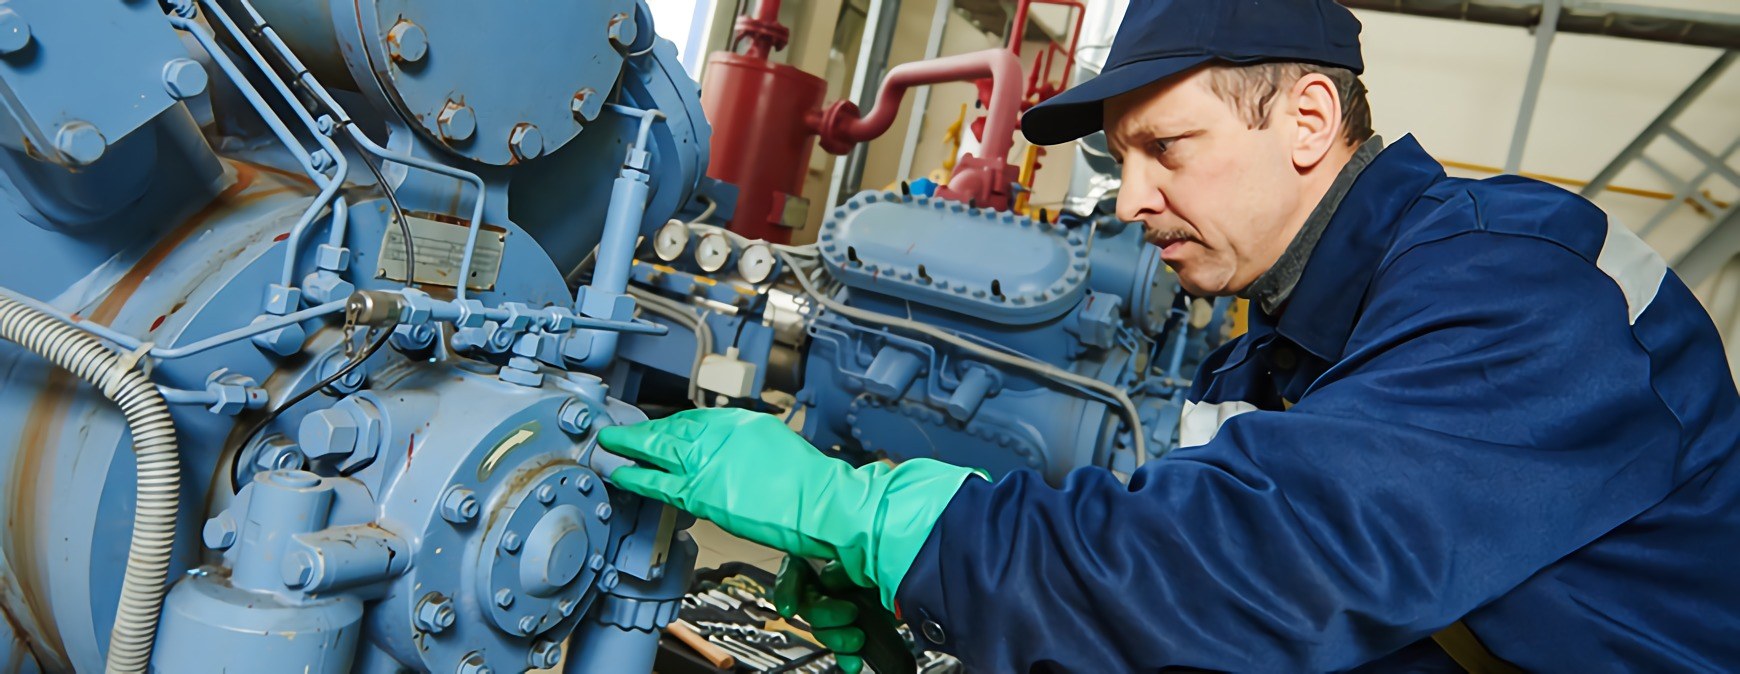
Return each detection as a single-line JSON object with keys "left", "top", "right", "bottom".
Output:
{"left": 893, "top": 232, "right": 1685, "bottom": 672}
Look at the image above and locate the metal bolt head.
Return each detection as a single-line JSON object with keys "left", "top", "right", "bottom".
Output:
{"left": 588, "top": 554, "right": 605, "bottom": 571}
{"left": 570, "top": 88, "right": 599, "bottom": 122}
{"left": 283, "top": 551, "right": 316, "bottom": 588}
{"left": 594, "top": 503, "right": 612, "bottom": 522}
{"left": 202, "top": 515, "right": 238, "bottom": 550}
{"left": 500, "top": 531, "right": 523, "bottom": 553}
{"left": 494, "top": 588, "right": 515, "bottom": 608}
{"left": 415, "top": 592, "right": 456, "bottom": 633}
{"left": 440, "top": 486, "right": 479, "bottom": 524}
{"left": 54, "top": 122, "right": 106, "bottom": 166}
{"left": 575, "top": 474, "right": 594, "bottom": 494}
{"left": 509, "top": 123, "right": 544, "bottom": 161}
{"left": 607, "top": 13, "right": 638, "bottom": 49}
{"left": 162, "top": 58, "right": 209, "bottom": 100}
{"left": 557, "top": 401, "right": 592, "bottom": 435}
{"left": 600, "top": 567, "right": 619, "bottom": 590}
{"left": 518, "top": 615, "right": 540, "bottom": 635}
{"left": 437, "top": 100, "right": 476, "bottom": 142}
{"left": 535, "top": 484, "right": 557, "bottom": 504}
{"left": 456, "top": 651, "right": 492, "bottom": 674}
{"left": 386, "top": 19, "right": 428, "bottom": 64}
{"left": 529, "top": 639, "right": 562, "bottom": 669}
{"left": 0, "top": 8, "right": 31, "bottom": 55}
{"left": 299, "top": 408, "right": 360, "bottom": 460}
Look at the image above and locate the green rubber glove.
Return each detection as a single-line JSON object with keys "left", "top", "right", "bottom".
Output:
{"left": 596, "top": 408, "right": 976, "bottom": 608}
{"left": 774, "top": 556, "right": 917, "bottom": 674}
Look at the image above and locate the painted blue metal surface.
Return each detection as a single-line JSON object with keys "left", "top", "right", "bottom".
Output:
{"left": 0, "top": 0, "right": 706, "bottom": 671}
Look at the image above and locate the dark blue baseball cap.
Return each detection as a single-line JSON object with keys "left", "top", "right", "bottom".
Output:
{"left": 1021, "top": 0, "right": 1363, "bottom": 146}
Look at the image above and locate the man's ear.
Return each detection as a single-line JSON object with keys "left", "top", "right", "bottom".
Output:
{"left": 1289, "top": 73, "right": 1342, "bottom": 172}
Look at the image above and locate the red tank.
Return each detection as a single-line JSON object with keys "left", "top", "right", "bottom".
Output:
{"left": 702, "top": 51, "right": 826, "bottom": 244}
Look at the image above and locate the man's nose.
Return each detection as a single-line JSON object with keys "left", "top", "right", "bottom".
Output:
{"left": 1115, "top": 162, "right": 1167, "bottom": 223}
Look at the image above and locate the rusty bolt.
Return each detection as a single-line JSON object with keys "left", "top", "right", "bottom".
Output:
{"left": 386, "top": 19, "right": 427, "bottom": 64}
{"left": 54, "top": 122, "right": 106, "bottom": 166}
{"left": 437, "top": 100, "right": 475, "bottom": 142}
{"left": 607, "top": 13, "right": 637, "bottom": 50}
{"left": 570, "top": 88, "right": 599, "bottom": 122}
{"left": 508, "top": 123, "right": 544, "bottom": 162}
{"left": 162, "top": 58, "right": 208, "bottom": 100}
{"left": 415, "top": 592, "right": 456, "bottom": 633}
{"left": 0, "top": 8, "right": 31, "bottom": 55}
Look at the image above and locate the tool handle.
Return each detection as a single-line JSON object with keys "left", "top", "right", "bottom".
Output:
{"left": 668, "top": 620, "right": 736, "bottom": 670}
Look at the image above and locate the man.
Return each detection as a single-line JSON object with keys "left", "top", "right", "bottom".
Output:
{"left": 600, "top": 0, "right": 1740, "bottom": 670}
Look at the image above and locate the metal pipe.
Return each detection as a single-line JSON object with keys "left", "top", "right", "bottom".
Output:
{"left": 1504, "top": 0, "right": 1562, "bottom": 174}
{"left": 819, "top": 49, "right": 1026, "bottom": 168}
{"left": 1585, "top": 51, "right": 1737, "bottom": 197}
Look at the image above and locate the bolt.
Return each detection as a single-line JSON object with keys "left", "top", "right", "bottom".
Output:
{"left": 495, "top": 588, "right": 515, "bottom": 608}
{"left": 607, "top": 13, "right": 638, "bottom": 49}
{"left": 54, "top": 122, "right": 106, "bottom": 166}
{"left": 595, "top": 503, "right": 612, "bottom": 522}
{"left": 530, "top": 639, "right": 562, "bottom": 668}
{"left": 162, "top": 58, "right": 208, "bottom": 100}
{"left": 557, "top": 597, "right": 579, "bottom": 616}
{"left": 283, "top": 551, "right": 316, "bottom": 588}
{"left": 535, "top": 484, "right": 557, "bottom": 504}
{"left": 600, "top": 567, "right": 619, "bottom": 590}
{"left": 0, "top": 8, "right": 31, "bottom": 55}
{"left": 575, "top": 474, "right": 594, "bottom": 494}
{"left": 456, "top": 651, "right": 493, "bottom": 674}
{"left": 588, "top": 554, "right": 605, "bottom": 571}
{"left": 518, "top": 615, "right": 540, "bottom": 635}
{"left": 415, "top": 592, "right": 456, "bottom": 634}
{"left": 202, "top": 515, "right": 238, "bottom": 550}
{"left": 386, "top": 19, "right": 428, "bottom": 64}
{"left": 501, "top": 531, "right": 523, "bottom": 553}
{"left": 440, "top": 486, "right": 479, "bottom": 524}
{"left": 309, "top": 149, "right": 335, "bottom": 174}
{"left": 438, "top": 100, "right": 476, "bottom": 142}
{"left": 509, "top": 123, "right": 544, "bottom": 161}
{"left": 557, "top": 400, "right": 593, "bottom": 435}
{"left": 570, "top": 88, "right": 599, "bottom": 122}
{"left": 299, "top": 407, "right": 360, "bottom": 460}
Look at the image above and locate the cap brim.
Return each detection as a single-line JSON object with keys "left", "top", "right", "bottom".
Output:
{"left": 1020, "top": 54, "right": 1215, "bottom": 146}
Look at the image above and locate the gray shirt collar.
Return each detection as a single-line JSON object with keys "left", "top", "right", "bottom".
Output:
{"left": 1239, "top": 135, "right": 1386, "bottom": 316}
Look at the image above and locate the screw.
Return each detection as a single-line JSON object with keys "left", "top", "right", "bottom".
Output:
{"left": 495, "top": 588, "right": 515, "bottom": 608}
{"left": 588, "top": 554, "right": 605, "bottom": 571}
{"left": 575, "top": 474, "right": 594, "bottom": 494}
{"left": 0, "top": 8, "right": 30, "bottom": 55}
{"left": 162, "top": 58, "right": 208, "bottom": 100}
{"left": 529, "top": 639, "right": 562, "bottom": 669}
{"left": 202, "top": 515, "right": 238, "bottom": 550}
{"left": 415, "top": 592, "right": 456, "bottom": 634}
{"left": 595, "top": 503, "right": 612, "bottom": 522}
{"left": 456, "top": 651, "right": 493, "bottom": 674}
{"left": 607, "top": 13, "right": 637, "bottom": 49}
{"left": 501, "top": 531, "right": 523, "bottom": 553}
{"left": 438, "top": 99, "right": 476, "bottom": 142}
{"left": 600, "top": 567, "right": 619, "bottom": 590}
{"left": 557, "top": 597, "right": 578, "bottom": 616}
{"left": 283, "top": 551, "right": 316, "bottom": 588}
{"left": 54, "top": 122, "right": 106, "bottom": 166}
{"left": 386, "top": 19, "right": 428, "bottom": 64}
{"left": 518, "top": 614, "right": 542, "bottom": 635}
{"left": 535, "top": 484, "right": 557, "bottom": 504}
{"left": 557, "top": 400, "right": 593, "bottom": 435}
{"left": 440, "top": 486, "right": 479, "bottom": 524}
{"left": 509, "top": 123, "right": 544, "bottom": 161}
{"left": 570, "top": 88, "right": 599, "bottom": 122}
{"left": 309, "top": 149, "right": 335, "bottom": 174}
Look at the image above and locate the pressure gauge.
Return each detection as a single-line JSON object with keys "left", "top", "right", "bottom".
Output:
{"left": 737, "top": 242, "right": 781, "bottom": 284}
{"left": 653, "top": 219, "right": 691, "bottom": 262}
{"left": 695, "top": 230, "right": 735, "bottom": 273}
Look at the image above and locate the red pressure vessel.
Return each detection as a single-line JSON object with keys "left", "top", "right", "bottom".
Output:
{"left": 701, "top": 51, "right": 827, "bottom": 244}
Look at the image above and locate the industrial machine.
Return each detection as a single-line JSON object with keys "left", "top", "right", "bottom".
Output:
{"left": 0, "top": 0, "right": 709, "bottom": 671}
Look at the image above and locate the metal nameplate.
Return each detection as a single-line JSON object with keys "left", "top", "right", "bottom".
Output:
{"left": 377, "top": 212, "right": 507, "bottom": 291}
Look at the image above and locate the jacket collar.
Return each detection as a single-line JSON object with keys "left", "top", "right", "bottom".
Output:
{"left": 1263, "top": 134, "right": 1446, "bottom": 362}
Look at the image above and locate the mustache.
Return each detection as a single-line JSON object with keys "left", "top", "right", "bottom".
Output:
{"left": 1142, "top": 224, "right": 1197, "bottom": 246}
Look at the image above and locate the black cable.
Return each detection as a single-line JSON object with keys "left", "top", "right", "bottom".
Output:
{"left": 228, "top": 129, "right": 416, "bottom": 492}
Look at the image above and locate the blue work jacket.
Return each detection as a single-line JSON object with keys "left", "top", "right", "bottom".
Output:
{"left": 895, "top": 136, "right": 1740, "bottom": 672}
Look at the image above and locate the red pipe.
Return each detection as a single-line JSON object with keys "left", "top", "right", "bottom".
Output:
{"left": 815, "top": 48, "right": 1023, "bottom": 167}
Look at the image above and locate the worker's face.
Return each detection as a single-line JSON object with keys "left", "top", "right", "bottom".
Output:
{"left": 1105, "top": 68, "right": 1339, "bottom": 297}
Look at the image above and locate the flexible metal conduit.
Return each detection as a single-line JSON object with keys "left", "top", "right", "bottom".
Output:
{"left": 0, "top": 295, "right": 179, "bottom": 673}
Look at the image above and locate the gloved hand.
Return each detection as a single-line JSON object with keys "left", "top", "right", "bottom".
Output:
{"left": 774, "top": 556, "right": 916, "bottom": 674}
{"left": 596, "top": 408, "right": 977, "bottom": 608}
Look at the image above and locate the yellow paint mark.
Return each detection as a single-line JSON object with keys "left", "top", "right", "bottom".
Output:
{"left": 479, "top": 424, "right": 539, "bottom": 480}
{"left": 652, "top": 264, "right": 678, "bottom": 275}
{"left": 694, "top": 277, "right": 717, "bottom": 287}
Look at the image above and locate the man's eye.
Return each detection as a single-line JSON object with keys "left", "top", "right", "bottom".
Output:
{"left": 1151, "top": 138, "right": 1175, "bottom": 155}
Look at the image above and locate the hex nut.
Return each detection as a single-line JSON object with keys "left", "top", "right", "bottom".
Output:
{"left": 162, "top": 58, "right": 209, "bottom": 100}
{"left": 439, "top": 486, "right": 479, "bottom": 524}
{"left": 415, "top": 592, "right": 456, "bottom": 633}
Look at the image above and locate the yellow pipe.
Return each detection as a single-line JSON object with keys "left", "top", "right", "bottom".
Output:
{"left": 1438, "top": 158, "right": 1729, "bottom": 208}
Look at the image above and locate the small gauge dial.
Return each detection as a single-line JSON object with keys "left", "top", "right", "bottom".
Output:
{"left": 695, "top": 231, "right": 735, "bottom": 273}
{"left": 737, "top": 243, "right": 780, "bottom": 284}
{"left": 653, "top": 219, "right": 691, "bottom": 262}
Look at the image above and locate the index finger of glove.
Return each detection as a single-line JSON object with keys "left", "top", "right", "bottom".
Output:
{"left": 596, "top": 421, "right": 698, "bottom": 472}
{"left": 773, "top": 556, "right": 820, "bottom": 618}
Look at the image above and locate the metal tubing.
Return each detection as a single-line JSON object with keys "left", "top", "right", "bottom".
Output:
{"left": 1505, "top": 0, "right": 1562, "bottom": 174}
{"left": 152, "top": 301, "right": 347, "bottom": 359}
{"left": 821, "top": 49, "right": 1025, "bottom": 170}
